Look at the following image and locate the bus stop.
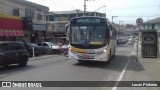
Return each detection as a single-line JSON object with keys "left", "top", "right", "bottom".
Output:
{"left": 140, "top": 29, "right": 157, "bottom": 58}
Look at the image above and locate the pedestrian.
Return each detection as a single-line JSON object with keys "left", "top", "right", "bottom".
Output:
{"left": 59, "top": 39, "right": 64, "bottom": 54}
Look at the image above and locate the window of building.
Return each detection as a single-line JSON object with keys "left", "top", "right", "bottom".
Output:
{"left": 13, "top": 8, "right": 19, "bottom": 16}
{"left": 37, "top": 13, "right": 43, "bottom": 20}
{"left": 48, "top": 15, "right": 54, "bottom": 21}
{"left": 25, "top": 8, "right": 35, "bottom": 18}
{"left": 152, "top": 24, "right": 155, "bottom": 29}
{"left": 44, "top": 13, "right": 46, "bottom": 21}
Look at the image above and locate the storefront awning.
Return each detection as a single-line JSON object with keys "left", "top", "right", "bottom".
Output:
{"left": 0, "top": 14, "right": 24, "bottom": 36}
{"left": 0, "top": 30, "right": 24, "bottom": 36}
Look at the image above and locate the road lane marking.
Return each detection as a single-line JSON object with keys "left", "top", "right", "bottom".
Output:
{"left": 112, "top": 49, "right": 135, "bottom": 90}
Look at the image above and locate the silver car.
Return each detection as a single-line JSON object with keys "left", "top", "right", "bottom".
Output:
{"left": 37, "top": 42, "right": 60, "bottom": 54}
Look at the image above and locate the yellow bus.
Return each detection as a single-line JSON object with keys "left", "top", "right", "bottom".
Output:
{"left": 66, "top": 16, "right": 117, "bottom": 62}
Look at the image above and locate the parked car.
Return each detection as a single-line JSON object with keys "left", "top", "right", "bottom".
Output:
{"left": 37, "top": 42, "right": 59, "bottom": 54}
{"left": 0, "top": 41, "right": 29, "bottom": 67}
{"left": 39, "top": 46, "right": 52, "bottom": 55}
{"left": 24, "top": 43, "right": 42, "bottom": 56}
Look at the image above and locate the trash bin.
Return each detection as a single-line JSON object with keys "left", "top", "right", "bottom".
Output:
{"left": 141, "top": 29, "right": 157, "bottom": 58}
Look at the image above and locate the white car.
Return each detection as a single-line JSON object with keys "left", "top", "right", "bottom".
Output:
{"left": 37, "top": 42, "right": 60, "bottom": 53}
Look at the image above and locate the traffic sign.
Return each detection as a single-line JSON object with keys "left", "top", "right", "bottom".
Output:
{"left": 136, "top": 18, "right": 143, "bottom": 25}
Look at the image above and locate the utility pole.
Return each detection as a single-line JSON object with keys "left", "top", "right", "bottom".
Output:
{"left": 93, "top": 6, "right": 106, "bottom": 16}
{"left": 83, "top": 0, "right": 87, "bottom": 16}
{"left": 83, "top": 0, "right": 95, "bottom": 16}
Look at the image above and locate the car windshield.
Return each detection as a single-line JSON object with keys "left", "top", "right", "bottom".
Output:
{"left": 70, "top": 26, "right": 106, "bottom": 45}
{"left": 0, "top": 43, "right": 8, "bottom": 52}
{"left": 47, "top": 42, "right": 58, "bottom": 46}
{"left": 28, "top": 43, "right": 38, "bottom": 47}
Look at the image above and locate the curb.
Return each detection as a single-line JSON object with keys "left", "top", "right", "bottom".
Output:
{"left": 29, "top": 55, "right": 59, "bottom": 61}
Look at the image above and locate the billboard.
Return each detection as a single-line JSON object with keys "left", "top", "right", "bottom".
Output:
{"left": 47, "top": 21, "right": 69, "bottom": 32}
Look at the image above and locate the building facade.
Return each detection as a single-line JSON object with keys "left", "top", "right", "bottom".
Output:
{"left": 143, "top": 17, "right": 160, "bottom": 29}
{"left": 46, "top": 10, "right": 106, "bottom": 22}
{"left": 0, "top": 0, "right": 49, "bottom": 42}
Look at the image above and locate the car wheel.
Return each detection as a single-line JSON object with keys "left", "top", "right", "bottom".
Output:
{"left": 18, "top": 56, "right": 28, "bottom": 67}
{"left": 78, "top": 60, "right": 85, "bottom": 63}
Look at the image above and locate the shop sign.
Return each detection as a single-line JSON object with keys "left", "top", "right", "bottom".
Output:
{"left": 33, "top": 24, "right": 46, "bottom": 31}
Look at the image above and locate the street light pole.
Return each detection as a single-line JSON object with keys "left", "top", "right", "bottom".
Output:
{"left": 83, "top": 0, "right": 86, "bottom": 16}
{"left": 93, "top": 6, "right": 106, "bottom": 16}
{"left": 84, "top": 0, "right": 96, "bottom": 16}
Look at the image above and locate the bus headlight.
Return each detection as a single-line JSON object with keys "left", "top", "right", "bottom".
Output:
{"left": 103, "top": 49, "right": 107, "bottom": 53}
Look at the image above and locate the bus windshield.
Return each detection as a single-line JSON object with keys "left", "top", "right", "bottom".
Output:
{"left": 70, "top": 26, "right": 107, "bottom": 45}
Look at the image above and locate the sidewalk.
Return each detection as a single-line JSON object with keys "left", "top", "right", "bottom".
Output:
{"left": 29, "top": 54, "right": 59, "bottom": 61}
{"left": 121, "top": 41, "right": 160, "bottom": 81}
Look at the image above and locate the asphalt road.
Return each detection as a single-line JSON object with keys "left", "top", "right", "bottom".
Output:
{"left": 0, "top": 43, "right": 134, "bottom": 90}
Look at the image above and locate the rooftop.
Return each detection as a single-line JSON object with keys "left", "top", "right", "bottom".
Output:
{"left": 10, "top": 0, "right": 49, "bottom": 12}
{"left": 144, "top": 17, "right": 160, "bottom": 24}
{"left": 48, "top": 10, "right": 104, "bottom": 15}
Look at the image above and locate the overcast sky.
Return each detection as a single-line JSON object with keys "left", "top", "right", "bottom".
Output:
{"left": 27, "top": 0, "right": 160, "bottom": 24}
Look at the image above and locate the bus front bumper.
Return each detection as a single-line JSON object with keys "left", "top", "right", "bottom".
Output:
{"left": 69, "top": 51, "right": 109, "bottom": 62}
